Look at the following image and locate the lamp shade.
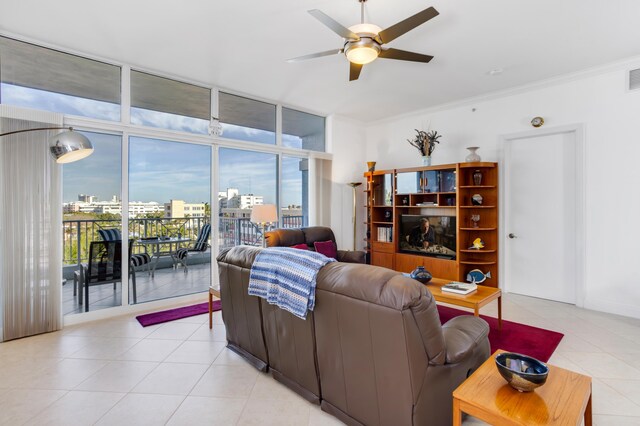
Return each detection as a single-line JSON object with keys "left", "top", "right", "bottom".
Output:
{"left": 250, "top": 204, "right": 278, "bottom": 224}
{"left": 49, "top": 130, "right": 93, "bottom": 163}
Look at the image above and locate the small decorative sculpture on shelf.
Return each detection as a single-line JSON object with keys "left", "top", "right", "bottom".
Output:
{"left": 471, "top": 214, "right": 480, "bottom": 228}
{"left": 473, "top": 170, "right": 483, "bottom": 186}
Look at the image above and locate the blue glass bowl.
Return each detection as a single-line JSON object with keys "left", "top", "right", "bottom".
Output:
{"left": 495, "top": 352, "right": 549, "bottom": 392}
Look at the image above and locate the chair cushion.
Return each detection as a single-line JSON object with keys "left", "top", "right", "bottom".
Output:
{"left": 176, "top": 247, "right": 189, "bottom": 259}
{"left": 98, "top": 228, "right": 121, "bottom": 241}
{"left": 290, "top": 243, "right": 309, "bottom": 250}
{"left": 130, "top": 253, "right": 150, "bottom": 267}
{"left": 314, "top": 240, "right": 337, "bottom": 259}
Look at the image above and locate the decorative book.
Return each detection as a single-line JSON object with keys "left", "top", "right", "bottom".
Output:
{"left": 442, "top": 282, "right": 477, "bottom": 295}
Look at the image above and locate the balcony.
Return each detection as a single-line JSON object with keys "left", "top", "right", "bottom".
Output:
{"left": 62, "top": 215, "right": 304, "bottom": 314}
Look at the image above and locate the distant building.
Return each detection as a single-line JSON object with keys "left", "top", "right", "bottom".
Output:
{"left": 218, "top": 188, "right": 240, "bottom": 211}
{"left": 227, "top": 194, "right": 264, "bottom": 209}
{"left": 78, "top": 194, "right": 96, "bottom": 203}
{"left": 63, "top": 195, "right": 163, "bottom": 217}
{"left": 164, "top": 200, "right": 206, "bottom": 218}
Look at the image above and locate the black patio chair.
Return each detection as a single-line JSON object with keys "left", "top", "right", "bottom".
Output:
{"left": 78, "top": 240, "right": 138, "bottom": 311}
{"left": 173, "top": 223, "right": 211, "bottom": 273}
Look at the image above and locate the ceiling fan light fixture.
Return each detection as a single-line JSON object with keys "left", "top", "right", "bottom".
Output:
{"left": 348, "top": 23, "right": 382, "bottom": 36}
{"left": 346, "top": 45, "right": 379, "bottom": 65}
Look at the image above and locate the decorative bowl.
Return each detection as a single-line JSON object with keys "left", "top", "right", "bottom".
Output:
{"left": 410, "top": 266, "right": 432, "bottom": 284}
{"left": 495, "top": 352, "right": 549, "bottom": 392}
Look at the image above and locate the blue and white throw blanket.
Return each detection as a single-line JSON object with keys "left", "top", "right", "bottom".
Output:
{"left": 248, "top": 247, "right": 335, "bottom": 319}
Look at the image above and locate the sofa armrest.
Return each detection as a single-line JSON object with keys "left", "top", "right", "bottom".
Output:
{"left": 336, "top": 249, "right": 366, "bottom": 264}
{"left": 442, "top": 316, "right": 489, "bottom": 364}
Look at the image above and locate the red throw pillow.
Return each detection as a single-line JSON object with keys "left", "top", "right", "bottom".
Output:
{"left": 314, "top": 240, "right": 337, "bottom": 259}
{"left": 290, "top": 243, "right": 309, "bottom": 250}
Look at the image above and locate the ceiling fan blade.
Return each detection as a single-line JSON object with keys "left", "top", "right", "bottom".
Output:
{"left": 377, "top": 7, "right": 439, "bottom": 44}
{"left": 349, "top": 62, "right": 363, "bottom": 81}
{"left": 287, "top": 49, "right": 343, "bottom": 63}
{"left": 378, "top": 48, "right": 433, "bottom": 63}
{"left": 308, "top": 9, "right": 360, "bottom": 41}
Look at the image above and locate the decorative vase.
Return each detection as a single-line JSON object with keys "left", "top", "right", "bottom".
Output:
{"left": 421, "top": 156, "right": 432, "bottom": 166}
{"left": 465, "top": 147, "right": 481, "bottom": 162}
{"left": 367, "top": 161, "right": 376, "bottom": 172}
{"left": 473, "top": 170, "right": 483, "bottom": 186}
{"left": 410, "top": 266, "right": 432, "bottom": 284}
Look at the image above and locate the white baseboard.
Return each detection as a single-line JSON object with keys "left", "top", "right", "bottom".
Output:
{"left": 583, "top": 296, "right": 640, "bottom": 320}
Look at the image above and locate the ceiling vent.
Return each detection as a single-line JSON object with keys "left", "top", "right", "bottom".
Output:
{"left": 630, "top": 68, "right": 640, "bottom": 91}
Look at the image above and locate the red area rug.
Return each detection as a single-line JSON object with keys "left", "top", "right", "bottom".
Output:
{"left": 136, "top": 300, "right": 221, "bottom": 327}
{"left": 437, "top": 305, "right": 563, "bottom": 362}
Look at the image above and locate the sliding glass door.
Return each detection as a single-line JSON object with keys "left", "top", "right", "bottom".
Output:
{"left": 128, "top": 136, "right": 212, "bottom": 304}
{"left": 62, "top": 131, "right": 122, "bottom": 315}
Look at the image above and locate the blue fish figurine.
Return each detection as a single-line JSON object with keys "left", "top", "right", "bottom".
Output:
{"left": 466, "top": 269, "right": 492, "bottom": 284}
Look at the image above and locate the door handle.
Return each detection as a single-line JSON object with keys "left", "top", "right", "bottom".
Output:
{"left": 508, "top": 233, "right": 517, "bottom": 239}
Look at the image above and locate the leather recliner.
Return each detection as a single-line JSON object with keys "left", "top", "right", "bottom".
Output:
{"left": 265, "top": 226, "right": 366, "bottom": 264}
{"left": 217, "top": 246, "right": 490, "bottom": 426}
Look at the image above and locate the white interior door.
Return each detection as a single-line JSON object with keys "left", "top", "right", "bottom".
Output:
{"left": 505, "top": 131, "right": 577, "bottom": 304}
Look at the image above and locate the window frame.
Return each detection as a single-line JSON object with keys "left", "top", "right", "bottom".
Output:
{"left": 0, "top": 34, "right": 332, "bottom": 319}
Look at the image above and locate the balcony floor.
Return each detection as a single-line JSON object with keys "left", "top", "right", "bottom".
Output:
{"left": 63, "top": 262, "right": 211, "bottom": 316}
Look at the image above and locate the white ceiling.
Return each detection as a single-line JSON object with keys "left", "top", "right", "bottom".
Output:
{"left": 2, "top": 0, "right": 640, "bottom": 122}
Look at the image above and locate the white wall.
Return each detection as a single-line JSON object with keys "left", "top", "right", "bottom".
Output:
{"left": 363, "top": 59, "right": 640, "bottom": 319}
{"left": 327, "top": 115, "right": 368, "bottom": 251}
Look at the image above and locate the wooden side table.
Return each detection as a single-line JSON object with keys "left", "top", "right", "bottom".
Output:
{"left": 208, "top": 286, "right": 220, "bottom": 329}
{"left": 453, "top": 349, "right": 592, "bottom": 426}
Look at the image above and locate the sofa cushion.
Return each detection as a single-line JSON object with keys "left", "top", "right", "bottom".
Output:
{"left": 314, "top": 240, "right": 337, "bottom": 259}
{"left": 266, "top": 229, "right": 305, "bottom": 247}
{"left": 290, "top": 243, "right": 309, "bottom": 250}
{"left": 303, "top": 227, "right": 337, "bottom": 245}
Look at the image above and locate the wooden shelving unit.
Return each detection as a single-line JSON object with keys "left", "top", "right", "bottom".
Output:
{"left": 363, "top": 162, "right": 499, "bottom": 288}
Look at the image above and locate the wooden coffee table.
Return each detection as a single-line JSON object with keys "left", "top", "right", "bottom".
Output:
{"left": 426, "top": 278, "right": 502, "bottom": 330}
{"left": 453, "top": 349, "right": 592, "bottom": 426}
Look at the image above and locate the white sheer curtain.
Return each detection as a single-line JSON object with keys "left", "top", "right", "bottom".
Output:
{"left": 0, "top": 105, "right": 63, "bottom": 341}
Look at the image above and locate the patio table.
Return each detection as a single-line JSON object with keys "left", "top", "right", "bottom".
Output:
{"left": 137, "top": 237, "right": 192, "bottom": 277}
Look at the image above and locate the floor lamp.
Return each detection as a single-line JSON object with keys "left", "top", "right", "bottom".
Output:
{"left": 347, "top": 182, "right": 362, "bottom": 251}
{"left": 0, "top": 126, "right": 93, "bottom": 163}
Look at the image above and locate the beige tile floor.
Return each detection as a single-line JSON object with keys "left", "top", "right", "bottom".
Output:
{"left": 1, "top": 293, "right": 640, "bottom": 425}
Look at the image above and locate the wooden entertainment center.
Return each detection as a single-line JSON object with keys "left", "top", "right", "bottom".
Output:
{"left": 364, "top": 162, "right": 499, "bottom": 288}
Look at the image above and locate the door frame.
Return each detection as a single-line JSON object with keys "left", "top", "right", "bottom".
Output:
{"left": 498, "top": 123, "right": 586, "bottom": 307}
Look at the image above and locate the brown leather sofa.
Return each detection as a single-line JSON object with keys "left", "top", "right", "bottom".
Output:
{"left": 265, "top": 226, "right": 366, "bottom": 263}
{"left": 217, "top": 246, "right": 490, "bottom": 426}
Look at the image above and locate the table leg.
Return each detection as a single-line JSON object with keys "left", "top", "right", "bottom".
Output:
{"left": 452, "top": 398, "right": 462, "bottom": 426}
{"left": 498, "top": 295, "right": 503, "bottom": 331}
{"left": 474, "top": 306, "right": 479, "bottom": 316}
{"left": 209, "top": 290, "right": 213, "bottom": 330}
{"left": 151, "top": 252, "right": 160, "bottom": 278}
{"left": 584, "top": 390, "right": 592, "bottom": 426}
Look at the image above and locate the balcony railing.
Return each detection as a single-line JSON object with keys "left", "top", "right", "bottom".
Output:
{"left": 63, "top": 215, "right": 305, "bottom": 266}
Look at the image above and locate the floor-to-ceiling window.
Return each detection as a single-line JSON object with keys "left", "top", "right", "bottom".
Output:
{"left": 282, "top": 156, "right": 309, "bottom": 227}
{"left": 0, "top": 34, "right": 326, "bottom": 317}
{"left": 61, "top": 131, "right": 123, "bottom": 314}
{"left": 218, "top": 148, "right": 277, "bottom": 249}
{"left": 129, "top": 136, "right": 212, "bottom": 304}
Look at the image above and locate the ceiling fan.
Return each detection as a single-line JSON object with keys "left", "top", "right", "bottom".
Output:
{"left": 288, "top": 0, "right": 439, "bottom": 81}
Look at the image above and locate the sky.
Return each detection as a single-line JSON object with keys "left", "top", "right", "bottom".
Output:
{"left": 1, "top": 84, "right": 307, "bottom": 207}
